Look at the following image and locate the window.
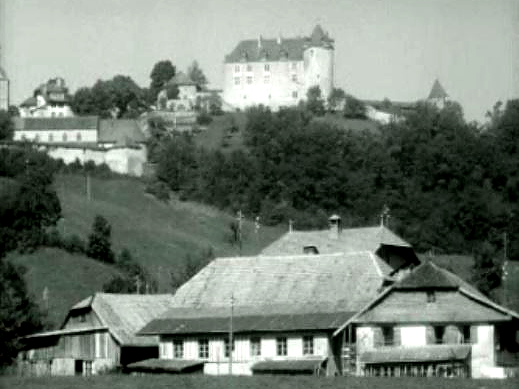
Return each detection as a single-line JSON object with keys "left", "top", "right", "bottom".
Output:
{"left": 291, "top": 74, "right": 297, "bottom": 82}
{"left": 434, "top": 326, "right": 445, "bottom": 344}
{"left": 264, "top": 64, "right": 270, "bottom": 72}
{"left": 292, "top": 91, "right": 298, "bottom": 99}
{"left": 309, "top": 49, "right": 314, "bottom": 57}
{"left": 79, "top": 314, "right": 86, "bottom": 323}
{"left": 62, "top": 133, "right": 67, "bottom": 142}
{"left": 382, "top": 326, "right": 394, "bottom": 346}
{"left": 198, "top": 339, "right": 209, "bottom": 359}
{"left": 234, "top": 64, "right": 240, "bottom": 73}
{"left": 51, "top": 112, "right": 56, "bottom": 117}
{"left": 250, "top": 337, "right": 261, "bottom": 356}
{"left": 224, "top": 338, "right": 235, "bottom": 358}
{"left": 263, "top": 75, "right": 270, "bottom": 84}
{"left": 76, "top": 132, "right": 82, "bottom": 142}
{"left": 34, "top": 135, "right": 40, "bottom": 142}
{"left": 84, "top": 361, "right": 92, "bottom": 376}
{"left": 246, "top": 64, "right": 252, "bottom": 72}
{"left": 246, "top": 76, "right": 253, "bottom": 84}
{"left": 291, "top": 62, "right": 297, "bottom": 71}
{"left": 48, "top": 134, "right": 54, "bottom": 142}
{"left": 234, "top": 77, "right": 240, "bottom": 86}
{"left": 59, "top": 112, "right": 64, "bottom": 117}
{"left": 174, "top": 339, "right": 183, "bottom": 358}
{"left": 276, "top": 337, "right": 287, "bottom": 356}
{"left": 461, "top": 326, "right": 471, "bottom": 344}
{"left": 303, "top": 336, "right": 314, "bottom": 355}
{"left": 427, "top": 291, "right": 436, "bottom": 303}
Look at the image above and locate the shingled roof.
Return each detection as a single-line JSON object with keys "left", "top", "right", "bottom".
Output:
{"left": 428, "top": 79, "right": 448, "bottom": 100}
{"left": 13, "top": 116, "right": 99, "bottom": 131}
{"left": 69, "top": 293, "right": 173, "bottom": 346}
{"left": 152, "top": 252, "right": 391, "bottom": 323}
{"left": 261, "top": 226, "right": 411, "bottom": 256}
{"left": 98, "top": 119, "right": 145, "bottom": 145}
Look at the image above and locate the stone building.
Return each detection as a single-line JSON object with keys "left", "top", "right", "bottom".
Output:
{"left": 222, "top": 25, "right": 334, "bottom": 111}
{"left": 19, "top": 77, "right": 74, "bottom": 118}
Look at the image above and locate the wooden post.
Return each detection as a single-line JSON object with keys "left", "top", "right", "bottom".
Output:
{"left": 229, "top": 293, "right": 234, "bottom": 375}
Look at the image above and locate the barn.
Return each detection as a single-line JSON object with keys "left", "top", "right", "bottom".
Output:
{"left": 18, "top": 293, "right": 172, "bottom": 376}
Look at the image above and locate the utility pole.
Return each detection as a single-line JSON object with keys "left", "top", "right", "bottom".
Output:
{"left": 228, "top": 293, "right": 234, "bottom": 375}
{"left": 503, "top": 232, "right": 508, "bottom": 306}
{"left": 135, "top": 276, "right": 141, "bottom": 295}
{"left": 237, "top": 210, "right": 243, "bottom": 255}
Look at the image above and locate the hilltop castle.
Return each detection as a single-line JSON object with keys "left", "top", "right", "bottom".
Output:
{"left": 222, "top": 25, "right": 334, "bottom": 110}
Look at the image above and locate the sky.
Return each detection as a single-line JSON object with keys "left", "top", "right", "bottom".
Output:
{"left": 1, "top": 0, "right": 518, "bottom": 122}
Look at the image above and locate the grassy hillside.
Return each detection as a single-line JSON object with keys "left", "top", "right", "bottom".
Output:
{"left": 54, "top": 173, "right": 284, "bottom": 289}
{"left": 7, "top": 248, "right": 122, "bottom": 327}
{"left": 1, "top": 375, "right": 518, "bottom": 389}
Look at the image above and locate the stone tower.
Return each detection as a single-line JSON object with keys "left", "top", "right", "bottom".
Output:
{"left": 303, "top": 25, "right": 334, "bottom": 103}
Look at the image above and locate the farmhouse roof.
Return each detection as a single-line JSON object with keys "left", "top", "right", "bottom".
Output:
{"left": 13, "top": 116, "right": 99, "bottom": 131}
{"left": 139, "top": 311, "right": 355, "bottom": 335}
{"left": 261, "top": 226, "right": 410, "bottom": 256}
{"left": 428, "top": 79, "right": 448, "bottom": 100}
{"left": 98, "top": 119, "right": 145, "bottom": 145}
{"left": 70, "top": 293, "right": 173, "bottom": 346}
{"left": 361, "top": 344, "right": 471, "bottom": 364}
{"left": 152, "top": 252, "right": 391, "bottom": 321}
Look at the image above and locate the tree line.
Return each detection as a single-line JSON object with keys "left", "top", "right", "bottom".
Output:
{"left": 151, "top": 97, "right": 519, "bottom": 289}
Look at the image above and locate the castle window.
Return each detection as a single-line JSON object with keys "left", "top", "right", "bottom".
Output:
{"left": 292, "top": 91, "right": 298, "bottom": 99}
{"left": 264, "top": 75, "right": 270, "bottom": 84}
{"left": 198, "top": 339, "right": 209, "bottom": 359}
{"left": 48, "top": 134, "right": 54, "bottom": 142}
{"left": 303, "top": 336, "right": 314, "bottom": 355}
{"left": 246, "top": 64, "right": 252, "bottom": 72}
{"left": 174, "top": 339, "right": 183, "bottom": 358}
{"left": 234, "top": 77, "right": 240, "bottom": 86}
{"left": 427, "top": 291, "right": 436, "bottom": 303}
{"left": 234, "top": 64, "right": 240, "bottom": 73}
{"left": 291, "top": 74, "right": 297, "bottom": 82}
{"left": 62, "top": 133, "right": 67, "bottom": 142}
{"left": 264, "top": 64, "right": 270, "bottom": 72}
{"left": 276, "top": 337, "right": 287, "bottom": 356}
{"left": 246, "top": 76, "right": 253, "bottom": 84}
{"left": 291, "top": 62, "right": 297, "bottom": 71}
{"left": 250, "top": 337, "right": 261, "bottom": 356}
{"left": 76, "top": 132, "right": 82, "bottom": 142}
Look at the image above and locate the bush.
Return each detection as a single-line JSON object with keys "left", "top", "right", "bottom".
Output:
{"left": 62, "top": 234, "right": 86, "bottom": 254}
{"left": 86, "top": 215, "right": 114, "bottom": 263}
{"left": 196, "top": 111, "right": 213, "bottom": 125}
{"left": 145, "top": 179, "right": 170, "bottom": 201}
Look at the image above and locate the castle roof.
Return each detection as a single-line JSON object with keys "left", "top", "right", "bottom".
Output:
{"left": 225, "top": 25, "right": 333, "bottom": 63}
{"left": 428, "top": 79, "right": 448, "bottom": 100}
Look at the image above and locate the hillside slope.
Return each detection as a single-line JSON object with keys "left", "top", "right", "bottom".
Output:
{"left": 7, "top": 248, "right": 123, "bottom": 327}
{"left": 54, "top": 174, "right": 284, "bottom": 290}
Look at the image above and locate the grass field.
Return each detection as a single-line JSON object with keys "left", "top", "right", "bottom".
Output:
{"left": 7, "top": 248, "right": 123, "bottom": 327}
{"left": 1, "top": 375, "right": 518, "bottom": 389}
{"left": 7, "top": 173, "right": 284, "bottom": 326}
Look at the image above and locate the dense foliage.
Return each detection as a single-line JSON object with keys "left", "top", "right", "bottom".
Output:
{"left": 86, "top": 215, "right": 115, "bottom": 263}
{"left": 153, "top": 100, "right": 519, "bottom": 268}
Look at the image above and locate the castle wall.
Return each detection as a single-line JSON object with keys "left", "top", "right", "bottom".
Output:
{"left": 303, "top": 46, "right": 334, "bottom": 102}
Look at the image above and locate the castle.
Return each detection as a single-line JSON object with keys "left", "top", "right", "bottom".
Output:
{"left": 222, "top": 25, "right": 334, "bottom": 110}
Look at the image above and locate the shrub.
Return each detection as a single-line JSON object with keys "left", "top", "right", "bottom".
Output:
{"left": 62, "top": 234, "right": 85, "bottom": 254}
{"left": 196, "top": 111, "right": 213, "bottom": 125}
{"left": 145, "top": 179, "right": 170, "bottom": 201}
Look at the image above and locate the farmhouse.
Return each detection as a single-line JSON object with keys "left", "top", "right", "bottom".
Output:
{"left": 19, "top": 293, "right": 172, "bottom": 376}
{"left": 19, "top": 77, "right": 74, "bottom": 118}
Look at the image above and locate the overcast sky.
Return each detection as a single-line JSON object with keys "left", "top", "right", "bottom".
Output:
{"left": 1, "top": 0, "right": 518, "bottom": 122}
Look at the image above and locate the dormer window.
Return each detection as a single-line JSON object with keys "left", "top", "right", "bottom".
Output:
{"left": 303, "top": 246, "right": 319, "bottom": 255}
{"left": 426, "top": 291, "right": 436, "bottom": 303}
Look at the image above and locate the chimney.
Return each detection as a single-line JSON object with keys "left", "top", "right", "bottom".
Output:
{"left": 277, "top": 34, "right": 282, "bottom": 45}
{"left": 328, "top": 214, "right": 341, "bottom": 239}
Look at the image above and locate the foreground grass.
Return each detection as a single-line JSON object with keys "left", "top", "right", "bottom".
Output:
{"left": 1, "top": 375, "right": 518, "bottom": 389}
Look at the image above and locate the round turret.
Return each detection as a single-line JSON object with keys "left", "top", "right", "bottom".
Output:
{"left": 303, "top": 25, "right": 334, "bottom": 102}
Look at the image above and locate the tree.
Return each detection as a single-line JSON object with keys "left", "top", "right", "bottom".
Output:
{"left": 187, "top": 60, "right": 208, "bottom": 87}
{"left": 149, "top": 60, "right": 176, "bottom": 103}
{"left": 208, "top": 92, "right": 223, "bottom": 115}
{"left": 327, "top": 87, "right": 346, "bottom": 112}
{"left": 7, "top": 105, "right": 20, "bottom": 117}
{"left": 86, "top": 215, "right": 114, "bottom": 263}
{"left": 472, "top": 241, "right": 503, "bottom": 296}
{"left": 0, "top": 260, "right": 45, "bottom": 366}
{"left": 343, "top": 94, "right": 367, "bottom": 119}
{"left": 306, "top": 86, "right": 325, "bottom": 116}
{"left": 0, "top": 109, "right": 13, "bottom": 141}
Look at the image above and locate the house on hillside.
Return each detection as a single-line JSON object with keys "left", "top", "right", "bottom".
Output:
{"left": 19, "top": 293, "right": 172, "bottom": 376}
{"left": 137, "top": 246, "right": 402, "bottom": 376}
{"left": 19, "top": 78, "right": 74, "bottom": 118}
{"left": 11, "top": 117, "right": 147, "bottom": 176}
{"left": 333, "top": 261, "right": 519, "bottom": 378}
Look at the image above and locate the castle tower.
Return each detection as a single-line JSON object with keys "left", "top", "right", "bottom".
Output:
{"left": 303, "top": 25, "right": 334, "bottom": 103}
{"left": 427, "top": 79, "right": 448, "bottom": 109}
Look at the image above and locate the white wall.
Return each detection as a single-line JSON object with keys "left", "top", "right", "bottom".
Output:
{"left": 160, "top": 333, "right": 329, "bottom": 376}
{"left": 471, "top": 324, "right": 497, "bottom": 378}
{"left": 400, "top": 326, "right": 426, "bottom": 347}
